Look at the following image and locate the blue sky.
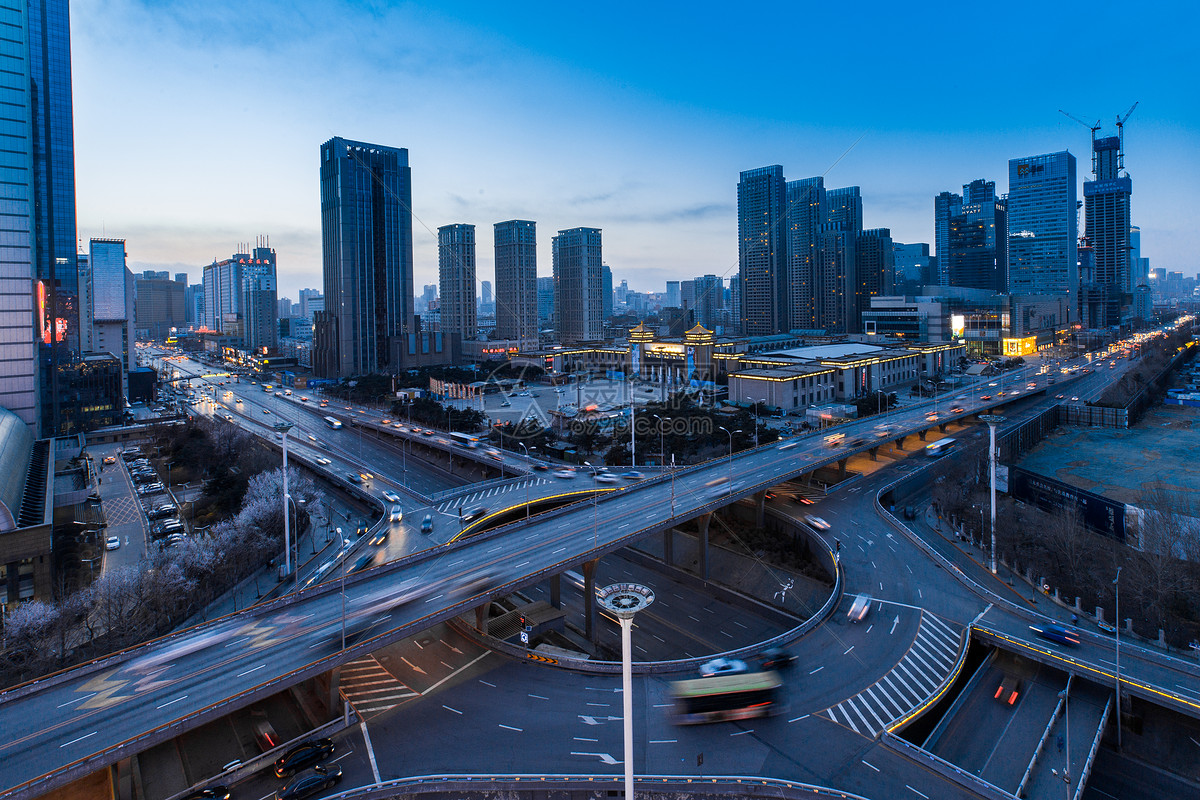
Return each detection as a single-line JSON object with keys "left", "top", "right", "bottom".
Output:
{"left": 71, "top": 0, "right": 1200, "bottom": 301}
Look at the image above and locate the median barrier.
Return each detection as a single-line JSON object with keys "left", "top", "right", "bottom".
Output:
{"left": 878, "top": 731, "right": 1013, "bottom": 800}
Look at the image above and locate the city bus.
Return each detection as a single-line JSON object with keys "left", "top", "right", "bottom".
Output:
{"left": 323, "top": 416, "right": 343, "bottom": 430}
{"left": 925, "top": 438, "right": 956, "bottom": 457}
{"left": 670, "top": 671, "right": 784, "bottom": 724}
{"left": 449, "top": 432, "right": 481, "bottom": 448}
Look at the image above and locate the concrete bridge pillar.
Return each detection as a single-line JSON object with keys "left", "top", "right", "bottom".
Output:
{"left": 868, "top": 446, "right": 878, "bottom": 461}
{"left": 837, "top": 459, "right": 848, "bottom": 480}
{"left": 475, "top": 604, "right": 489, "bottom": 635}
{"left": 918, "top": 430, "right": 928, "bottom": 441}
{"left": 939, "top": 423, "right": 947, "bottom": 433}
{"left": 663, "top": 528, "right": 674, "bottom": 565}
{"left": 584, "top": 559, "right": 598, "bottom": 644}
{"left": 550, "top": 574, "right": 561, "bottom": 609}
{"left": 895, "top": 435, "right": 905, "bottom": 450}
{"left": 697, "top": 513, "right": 712, "bottom": 580}
{"left": 754, "top": 491, "right": 766, "bottom": 527}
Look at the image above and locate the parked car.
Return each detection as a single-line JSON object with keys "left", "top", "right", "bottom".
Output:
{"left": 272, "top": 738, "right": 335, "bottom": 778}
{"left": 148, "top": 504, "right": 178, "bottom": 519}
{"left": 278, "top": 764, "right": 342, "bottom": 800}
{"left": 137, "top": 484, "right": 165, "bottom": 496}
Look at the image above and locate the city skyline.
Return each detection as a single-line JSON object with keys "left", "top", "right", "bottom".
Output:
{"left": 70, "top": 2, "right": 1198, "bottom": 302}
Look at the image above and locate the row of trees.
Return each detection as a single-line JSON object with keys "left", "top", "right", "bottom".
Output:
{"left": 931, "top": 456, "right": 1200, "bottom": 648}
{"left": 1, "top": 441, "right": 323, "bottom": 687}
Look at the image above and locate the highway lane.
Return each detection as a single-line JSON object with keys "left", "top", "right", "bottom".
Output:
{"left": 6, "top": 338, "right": 1185, "bottom": 795}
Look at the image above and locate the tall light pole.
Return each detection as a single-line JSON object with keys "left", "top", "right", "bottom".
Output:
{"left": 1058, "top": 687, "right": 1072, "bottom": 799}
{"left": 518, "top": 442, "right": 531, "bottom": 519}
{"left": 1114, "top": 566, "right": 1123, "bottom": 749}
{"left": 978, "top": 414, "right": 1005, "bottom": 574}
{"left": 718, "top": 426, "right": 741, "bottom": 487}
{"left": 596, "top": 583, "right": 654, "bottom": 800}
{"left": 652, "top": 414, "right": 669, "bottom": 467}
{"left": 584, "top": 461, "right": 599, "bottom": 549}
{"left": 274, "top": 421, "right": 295, "bottom": 577}
{"left": 629, "top": 404, "right": 636, "bottom": 468}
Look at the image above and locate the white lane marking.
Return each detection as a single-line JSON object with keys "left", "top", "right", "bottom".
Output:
{"left": 653, "top": 703, "right": 672, "bottom": 708}
{"left": 574, "top": 736, "right": 599, "bottom": 742}
{"left": 553, "top": 547, "right": 567, "bottom": 554}
{"left": 237, "top": 664, "right": 266, "bottom": 677}
{"left": 529, "top": 694, "right": 549, "bottom": 700}
{"left": 499, "top": 724, "right": 523, "bottom": 732}
{"left": 809, "top": 666, "right": 824, "bottom": 675}
{"left": 156, "top": 695, "right": 188, "bottom": 709}
{"left": 57, "top": 694, "right": 93, "bottom": 709}
{"left": 844, "top": 646, "right": 855, "bottom": 655}
{"left": 865, "top": 625, "right": 873, "bottom": 634}
{"left": 586, "top": 702, "right": 610, "bottom": 707}
{"left": 59, "top": 731, "right": 98, "bottom": 748}
{"left": 730, "top": 730, "right": 753, "bottom": 736}
{"left": 862, "top": 759, "right": 880, "bottom": 772}
{"left": 442, "top": 705, "right": 462, "bottom": 714}
{"left": 514, "top": 561, "right": 530, "bottom": 568}
{"left": 906, "top": 564, "right": 913, "bottom": 573}
{"left": 906, "top": 786, "right": 929, "bottom": 799}
{"left": 649, "top": 739, "right": 677, "bottom": 743}
{"left": 788, "top": 714, "right": 809, "bottom": 723}
{"left": 479, "top": 680, "right": 496, "bottom": 687}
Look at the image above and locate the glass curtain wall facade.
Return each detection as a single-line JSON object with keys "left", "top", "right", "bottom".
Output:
{"left": 1007, "top": 151, "right": 1078, "bottom": 321}
{"left": 738, "top": 165, "right": 787, "bottom": 336}
{"left": 317, "top": 137, "right": 414, "bottom": 377}
{"left": 552, "top": 227, "right": 603, "bottom": 343}
{"left": 785, "top": 176, "right": 825, "bottom": 330}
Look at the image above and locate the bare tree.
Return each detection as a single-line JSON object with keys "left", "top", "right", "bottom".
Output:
{"left": 1040, "top": 506, "right": 1096, "bottom": 595}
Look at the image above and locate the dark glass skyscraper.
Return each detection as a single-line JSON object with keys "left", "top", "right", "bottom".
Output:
{"left": 315, "top": 137, "right": 415, "bottom": 378}
{"left": 493, "top": 220, "right": 537, "bottom": 343}
{"left": 1083, "top": 134, "right": 1132, "bottom": 327}
{"left": 941, "top": 179, "right": 1007, "bottom": 292}
{"left": 437, "top": 223, "right": 476, "bottom": 340}
{"left": 738, "top": 166, "right": 788, "bottom": 336}
{"left": 785, "top": 176, "right": 825, "bottom": 330}
{"left": 0, "top": 1, "right": 78, "bottom": 433}
{"left": 1007, "top": 151, "right": 1078, "bottom": 321}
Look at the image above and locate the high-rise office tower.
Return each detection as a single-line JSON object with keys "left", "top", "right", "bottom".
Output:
{"left": 278, "top": 298, "right": 293, "bottom": 319}
{"left": 186, "top": 284, "right": 204, "bottom": 326}
{"left": 665, "top": 281, "right": 681, "bottom": 308}
{"left": 437, "top": 223, "right": 477, "bottom": 340}
{"left": 552, "top": 227, "right": 603, "bottom": 343}
{"left": 738, "top": 166, "right": 788, "bottom": 335}
{"left": 785, "top": 176, "right": 825, "bottom": 330}
{"left": 693, "top": 274, "right": 724, "bottom": 330}
{"left": 1083, "top": 131, "right": 1133, "bottom": 327}
{"left": 480, "top": 281, "right": 493, "bottom": 308}
{"left": 815, "top": 187, "right": 862, "bottom": 334}
{"left": 134, "top": 273, "right": 185, "bottom": 341}
{"left": 241, "top": 242, "right": 278, "bottom": 352}
{"left": 943, "top": 179, "right": 1007, "bottom": 292}
{"left": 174, "top": 272, "right": 187, "bottom": 284}
{"left": 536, "top": 276, "right": 555, "bottom": 328}
{"left": 494, "top": 220, "right": 536, "bottom": 342}
{"left": 0, "top": 1, "right": 79, "bottom": 432}
{"left": 933, "top": 191, "right": 961, "bottom": 285}
{"left": 856, "top": 228, "right": 895, "bottom": 322}
{"left": 601, "top": 264, "right": 613, "bottom": 321}
{"left": 315, "top": 137, "right": 415, "bottom": 377}
{"left": 893, "top": 243, "right": 935, "bottom": 290}
{"left": 1007, "top": 151, "right": 1078, "bottom": 320}
{"left": 86, "top": 239, "right": 135, "bottom": 380}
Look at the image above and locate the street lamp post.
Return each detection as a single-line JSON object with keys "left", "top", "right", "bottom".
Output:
{"left": 518, "top": 443, "right": 531, "bottom": 519}
{"left": 1114, "top": 566, "right": 1123, "bottom": 749}
{"left": 1059, "top": 687, "right": 1072, "bottom": 799}
{"left": 583, "top": 461, "right": 600, "bottom": 548}
{"left": 718, "top": 426, "right": 741, "bottom": 487}
{"left": 596, "top": 584, "right": 654, "bottom": 800}
{"left": 629, "top": 405, "right": 636, "bottom": 468}
{"left": 978, "top": 414, "right": 1006, "bottom": 574}
{"left": 274, "top": 421, "right": 295, "bottom": 577}
{"left": 652, "top": 415, "right": 669, "bottom": 467}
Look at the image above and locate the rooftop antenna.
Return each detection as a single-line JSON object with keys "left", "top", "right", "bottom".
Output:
{"left": 1058, "top": 109, "right": 1101, "bottom": 178}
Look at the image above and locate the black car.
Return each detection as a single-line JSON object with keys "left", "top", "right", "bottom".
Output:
{"left": 349, "top": 553, "right": 377, "bottom": 574}
{"left": 278, "top": 764, "right": 342, "bottom": 800}
{"left": 760, "top": 647, "right": 795, "bottom": 671}
{"left": 273, "top": 738, "right": 335, "bottom": 778}
{"left": 463, "top": 506, "right": 488, "bottom": 523}
{"left": 902, "top": 506, "right": 918, "bottom": 521}
{"left": 148, "top": 505, "right": 178, "bottom": 520}
{"left": 180, "top": 786, "right": 230, "bottom": 800}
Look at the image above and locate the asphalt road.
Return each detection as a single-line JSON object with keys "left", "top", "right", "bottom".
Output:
{"left": 6, "top": 336, "right": 1190, "bottom": 798}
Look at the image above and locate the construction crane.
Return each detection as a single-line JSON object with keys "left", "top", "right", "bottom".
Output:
{"left": 1115, "top": 101, "right": 1139, "bottom": 172}
{"left": 1059, "top": 109, "right": 1102, "bottom": 176}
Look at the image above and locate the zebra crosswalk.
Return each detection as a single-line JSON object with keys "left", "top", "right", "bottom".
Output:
{"left": 435, "top": 478, "right": 552, "bottom": 513}
{"left": 819, "top": 612, "right": 962, "bottom": 736}
{"left": 339, "top": 654, "right": 418, "bottom": 717}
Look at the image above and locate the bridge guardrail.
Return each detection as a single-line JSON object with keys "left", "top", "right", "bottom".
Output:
{"left": 317, "top": 772, "right": 872, "bottom": 800}
{"left": 878, "top": 731, "right": 1013, "bottom": 800}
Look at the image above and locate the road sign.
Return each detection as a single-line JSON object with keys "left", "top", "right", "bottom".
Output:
{"left": 519, "top": 631, "right": 529, "bottom": 644}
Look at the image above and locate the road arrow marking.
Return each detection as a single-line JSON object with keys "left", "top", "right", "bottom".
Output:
{"left": 571, "top": 752, "right": 620, "bottom": 765}
{"left": 442, "top": 641, "right": 463, "bottom": 654}
{"left": 890, "top": 616, "right": 900, "bottom": 635}
{"left": 579, "top": 715, "right": 601, "bottom": 725}
{"left": 401, "top": 657, "right": 426, "bottom": 675}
